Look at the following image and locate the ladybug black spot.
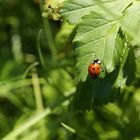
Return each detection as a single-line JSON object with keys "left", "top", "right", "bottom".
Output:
{"left": 92, "top": 68, "right": 95, "bottom": 70}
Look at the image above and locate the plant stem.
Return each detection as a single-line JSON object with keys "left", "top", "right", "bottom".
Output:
{"left": 32, "top": 71, "right": 44, "bottom": 111}
{"left": 37, "top": 29, "right": 46, "bottom": 68}
{"left": 39, "top": 0, "right": 57, "bottom": 62}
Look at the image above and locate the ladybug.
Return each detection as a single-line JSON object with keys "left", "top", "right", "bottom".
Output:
{"left": 88, "top": 59, "right": 101, "bottom": 77}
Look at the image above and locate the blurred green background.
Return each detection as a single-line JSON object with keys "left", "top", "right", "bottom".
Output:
{"left": 0, "top": 0, "right": 140, "bottom": 140}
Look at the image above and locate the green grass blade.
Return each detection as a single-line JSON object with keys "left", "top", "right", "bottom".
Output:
{"left": 2, "top": 108, "right": 51, "bottom": 140}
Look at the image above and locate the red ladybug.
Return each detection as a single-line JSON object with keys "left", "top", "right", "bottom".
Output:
{"left": 88, "top": 59, "right": 101, "bottom": 77}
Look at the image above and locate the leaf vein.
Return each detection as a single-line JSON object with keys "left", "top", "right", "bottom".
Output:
{"left": 77, "top": 36, "right": 106, "bottom": 49}
{"left": 62, "top": 0, "right": 117, "bottom": 14}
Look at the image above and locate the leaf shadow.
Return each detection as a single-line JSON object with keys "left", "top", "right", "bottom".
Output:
{"left": 70, "top": 70, "right": 120, "bottom": 111}
{"left": 123, "top": 48, "right": 136, "bottom": 86}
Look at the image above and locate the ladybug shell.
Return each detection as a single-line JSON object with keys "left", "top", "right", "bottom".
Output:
{"left": 88, "top": 63, "right": 101, "bottom": 77}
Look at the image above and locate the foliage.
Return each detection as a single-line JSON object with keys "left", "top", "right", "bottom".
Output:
{"left": 0, "top": 0, "right": 140, "bottom": 140}
{"left": 61, "top": 0, "right": 140, "bottom": 108}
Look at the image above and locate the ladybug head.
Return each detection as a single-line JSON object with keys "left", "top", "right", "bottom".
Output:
{"left": 93, "top": 59, "right": 101, "bottom": 64}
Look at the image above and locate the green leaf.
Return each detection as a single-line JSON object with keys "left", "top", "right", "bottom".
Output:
{"left": 61, "top": 0, "right": 133, "bottom": 24}
{"left": 114, "top": 47, "right": 136, "bottom": 88}
{"left": 120, "top": 2, "right": 140, "bottom": 45}
{"left": 135, "top": 47, "right": 140, "bottom": 78}
{"left": 113, "top": 47, "right": 129, "bottom": 89}
{"left": 74, "top": 12, "right": 123, "bottom": 81}
{"left": 123, "top": 48, "right": 136, "bottom": 86}
{"left": 70, "top": 80, "right": 93, "bottom": 111}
